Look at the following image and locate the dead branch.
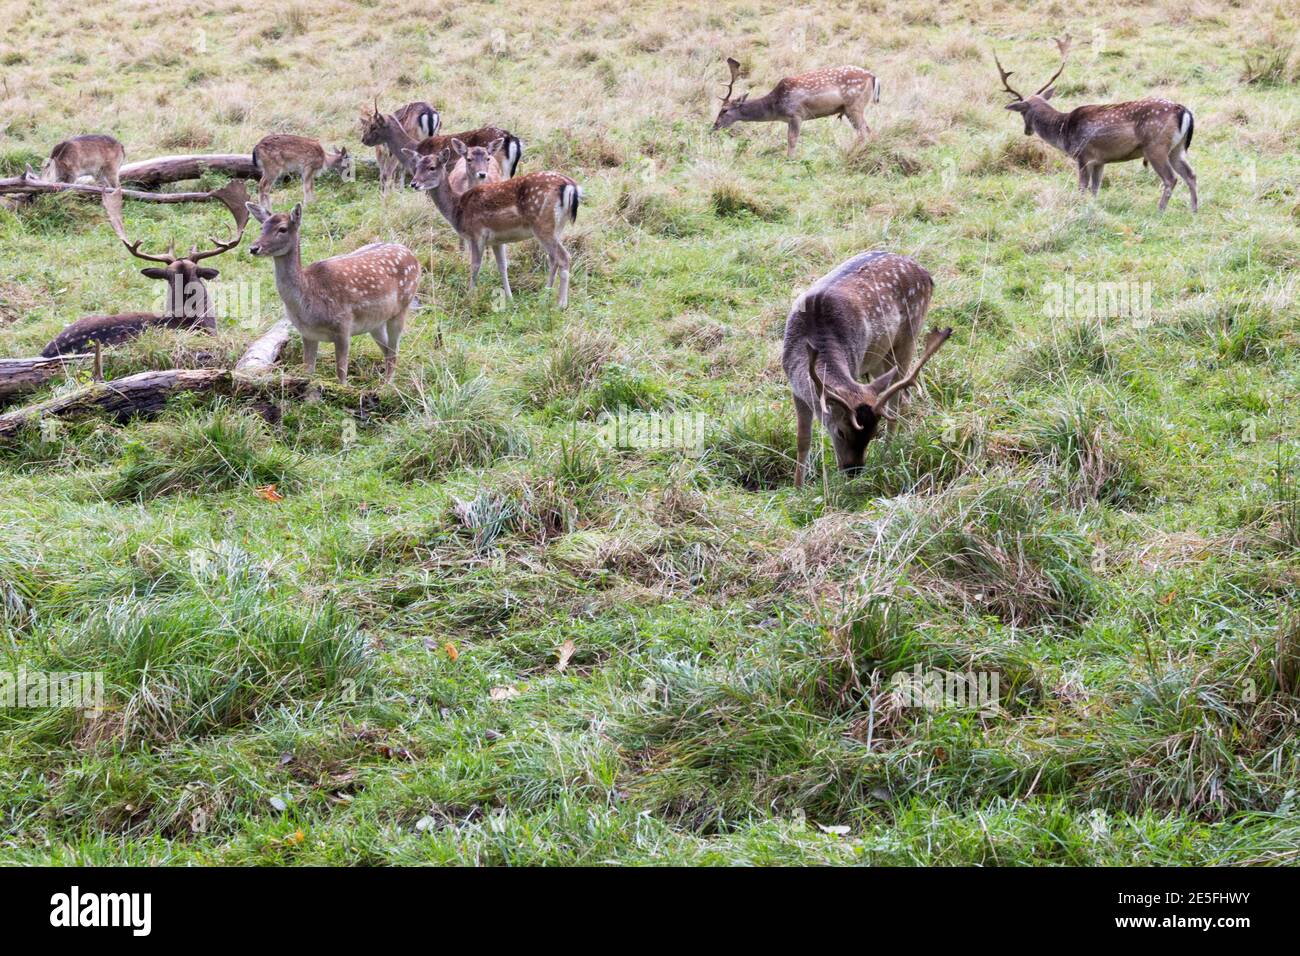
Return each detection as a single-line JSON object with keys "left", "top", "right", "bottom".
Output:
{"left": 0, "top": 354, "right": 93, "bottom": 400}
{"left": 235, "top": 318, "right": 295, "bottom": 376}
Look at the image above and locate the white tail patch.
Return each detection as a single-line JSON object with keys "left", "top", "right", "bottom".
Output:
{"left": 1173, "top": 109, "right": 1192, "bottom": 150}
{"left": 873, "top": 76, "right": 881, "bottom": 104}
{"left": 505, "top": 137, "right": 522, "bottom": 177}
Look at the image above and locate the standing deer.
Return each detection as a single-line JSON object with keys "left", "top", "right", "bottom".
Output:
{"left": 41, "top": 134, "right": 125, "bottom": 189}
{"left": 367, "top": 100, "right": 440, "bottom": 192}
{"left": 251, "top": 134, "right": 353, "bottom": 208}
{"left": 408, "top": 141, "right": 580, "bottom": 308}
{"left": 994, "top": 37, "right": 1198, "bottom": 212}
{"left": 246, "top": 202, "right": 420, "bottom": 384}
{"left": 712, "top": 57, "right": 880, "bottom": 158}
{"left": 783, "top": 251, "right": 951, "bottom": 487}
{"left": 360, "top": 106, "right": 523, "bottom": 182}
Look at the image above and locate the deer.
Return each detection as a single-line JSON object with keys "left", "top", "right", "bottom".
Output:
{"left": 246, "top": 201, "right": 420, "bottom": 385}
{"left": 360, "top": 105, "right": 523, "bottom": 184}
{"left": 783, "top": 251, "right": 952, "bottom": 488}
{"left": 250, "top": 134, "right": 353, "bottom": 209}
{"left": 712, "top": 57, "right": 880, "bottom": 159}
{"left": 994, "top": 36, "right": 1197, "bottom": 212}
{"left": 366, "top": 99, "right": 440, "bottom": 193}
{"left": 407, "top": 140, "right": 579, "bottom": 309}
{"left": 40, "top": 134, "right": 125, "bottom": 189}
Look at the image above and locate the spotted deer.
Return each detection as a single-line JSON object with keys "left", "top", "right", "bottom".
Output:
{"left": 995, "top": 36, "right": 1198, "bottom": 211}
{"left": 251, "top": 134, "right": 353, "bottom": 208}
{"left": 360, "top": 106, "right": 523, "bottom": 185}
{"left": 408, "top": 141, "right": 579, "bottom": 308}
{"left": 712, "top": 57, "right": 880, "bottom": 158}
{"left": 41, "top": 134, "right": 125, "bottom": 189}
{"left": 246, "top": 202, "right": 420, "bottom": 384}
{"left": 367, "top": 100, "right": 440, "bottom": 192}
{"left": 783, "top": 252, "right": 952, "bottom": 487}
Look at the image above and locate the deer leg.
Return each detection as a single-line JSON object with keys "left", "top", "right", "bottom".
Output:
{"left": 467, "top": 239, "right": 484, "bottom": 294}
{"left": 549, "top": 240, "right": 572, "bottom": 309}
{"left": 302, "top": 338, "right": 319, "bottom": 377}
{"left": 333, "top": 336, "right": 350, "bottom": 386}
{"left": 846, "top": 104, "right": 868, "bottom": 148}
{"left": 303, "top": 168, "right": 317, "bottom": 204}
{"left": 382, "top": 313, "right": 406, "bottom": 383}
{"left": 786, "top": 118, "right": 802, "bottom": 159}
{"left": 1146, "top": 150, "right": 1177, "bottom": 212}
{"left": 1076, "top": 161, "right": 1090, "bottom": 193}
{"left": 1172, "top": 151, "right": 1198, "bottom": 212}
{"left": 1089, "top": 163, "right": 1104, "bottom": 196}
{"left": 258, "top": 175, "right": 274, "bottom": 209}
{"left": 492, "top": 244, "right": 512, "bottom": 301}
{"left": 794, "top": 395, "right": 813, "bottom": 489}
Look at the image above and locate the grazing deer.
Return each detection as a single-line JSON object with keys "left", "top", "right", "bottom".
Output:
{"left": 367, "top": 100, "right": 440, "bottom": 192}
{"left": 360, "top": 106, "right": 523, "bottom": 183}
{"left": 41, "top": 134, "right": 125, "bottom": 189}
{"left": 712, "top": 57, "right": 880, "bottom": 158}
{"left": 246, "top": 202, "right": 420, "bottom": 384}
{"left": 251, "top": 134, "right": 353, "bottom": 208}
{"left": 408, "top": 141, "right": 579, "bottom": 308}
{"left": 995, "top": 37, "right": 1197, "bottom": 212}
{"left": 783, "top": 252, "right": 951, "bottom": 487}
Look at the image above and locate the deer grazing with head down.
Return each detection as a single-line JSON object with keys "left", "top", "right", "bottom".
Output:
{"left": 41, "top": 134, "right": 126, "bottom": 189}
{"left": 784, "top": 252, "right": 952, "bottom": 487}
{"left": 251, "top": 134, "right": 353, "bottom": 208}
{"left": 409, "top": 140, "right": 579, "bottom": 308}
{"left": 246, "top": 201, "right": 420, "bottom": 385}
{"left": 367, "top": 100, "right": 440, "bottom": 193}
{"left": 995, "top": 36, "right": 1197, "bottom": 212}
{"left": 712, "top": 57, "right": 880, "bottom": 159}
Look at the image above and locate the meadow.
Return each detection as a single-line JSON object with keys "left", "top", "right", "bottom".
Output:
{"left": 0, "top": 0, "right": 1297, "bottom": 865}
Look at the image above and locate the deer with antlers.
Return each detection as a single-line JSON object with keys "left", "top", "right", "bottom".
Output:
{"left": 246, "top": 201, "right": 420, "bottom": 385}
{"left": 784, "top": 252, "right": 951, "bottom": 487}
{"left": 360, "top": 106, "right": 522, "bottom": 187}
{"left": 366, "top": 100, "right": 440, "bottom": 193}
{"left": 995, "top": 36, "right": 1197, "bottom": 212}
{"left": 712, "top": 57, "right": 880, "bottom": 159}
{"left": 251, "top": 134, "right": 353, "bottom": 209}
{"left": 408, "top": 140, "right": 579, "bottom": 309}
{"left": 41, "top": 187, "right": 248, "bottom": 357}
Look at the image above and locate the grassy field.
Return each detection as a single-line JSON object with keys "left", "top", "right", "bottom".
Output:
{"left": 0, "top": 0, "right": 1297, "bottom": 865}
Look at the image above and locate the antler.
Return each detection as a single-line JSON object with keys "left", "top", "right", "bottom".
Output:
{"left": 1034, "top": 34, "right": 1073, "bottom": 96}
{"left": 102, "top": 188, "right": 129, "bottom": 243}
{"left": 721, "top": 56, "right": 741, "bottom": 104}
{"left": 207, "top": 179, "right": 251, "bottom": 239}
{"left": 121, "top": 237, "right": 178, "bottom": 265}
{"left": 873, "top": 328, "right": 954, "bottom": 409}
{"left": 187, "top": 234, "right": 242, "bottom": 263}
{"left": 993, "top": 50, "right": 1024, "bottom": 101}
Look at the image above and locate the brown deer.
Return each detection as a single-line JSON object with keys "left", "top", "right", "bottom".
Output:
{"left": 360, "top": 106, "right": 523, "bottom": 183}
{"left": 246, "top": 201, "right": 420, "bottom": 384}
{"left": 783, "top": 252, "right": 951, "bottom": 487}
{"left": 995, "top": 37, "right": 1197, "bottom": 212}
{"left": 712, "top": 57, "right": 880, "bottom": 158}
{"left": 41, "top": 134, "right": 125, "bottom": 189}
{"left": 408, "top": 141, "right": 579, "bottom": 308}
{"left": 251, "top": 134, "right": 353, "bottom": 208}
{"left": 366, "top": 100, "right": 440, "bottom": 193}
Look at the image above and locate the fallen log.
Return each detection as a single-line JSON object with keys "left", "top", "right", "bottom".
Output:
{"left": 235, "top": 318, "right": 295, "bottom": 376}
{"left": 0, "top": 354, "right": 93, "bottom": 400}
{"left": 0, "top": 173, "right": 251, "bottom": 235}
{"left": 117, "top": 153, "right": 258, "bottom": 188}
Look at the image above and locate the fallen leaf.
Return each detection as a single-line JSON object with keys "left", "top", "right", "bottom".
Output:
{"left": 556, "top": 639, "right": 575, "bottom": 672}
{"left": 445, "top": 642, "right": 459, "bottom": 661}
{"left": 256, "top": 484, "right": 284, "bottom": 503}
{"left": 817, "top": 823, "right": 851, "bottom": 836}
{"left": 285, "top": 829, "right": 305, "bottom": 845}
{"left": 489, "top": 686, "right": 521, "bottom": 701}
{"left": 415, "top": 815, "right": 437, "bottom": 832}
{"left": 269, "top": 795, "right": 289, "bottom": 812}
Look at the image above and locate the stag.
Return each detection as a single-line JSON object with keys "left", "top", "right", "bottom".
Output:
{"left": 367, "top": 99, "right": 440, "bottom": 193}
{"left": 994, "top": 36, "right": 1197, "bottom": 211}
{"left": 783, "top": 251, "right": 951, "bottom": 487}
{"left": 360, "top": 106, "right": 522, "bottom": 185}
{"left": 712, "top": 57, "right": 880, "bottom": 158}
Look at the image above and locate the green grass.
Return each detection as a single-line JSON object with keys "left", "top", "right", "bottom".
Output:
{"left": 0, "top": 0, "right": 1298, "bottom": 865}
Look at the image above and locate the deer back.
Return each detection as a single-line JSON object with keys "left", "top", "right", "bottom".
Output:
{"left": 252, "top": 134, "right": 325, "bottom": 174}
{"left": 48, "top": 134, "right": 124, "bottom": 179}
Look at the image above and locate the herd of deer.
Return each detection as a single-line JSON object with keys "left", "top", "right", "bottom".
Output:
{"left": 31, "top": 37, "right": 1199, "bottom": 486}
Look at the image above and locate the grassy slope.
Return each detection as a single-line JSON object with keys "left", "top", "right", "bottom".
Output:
{"left": 0, "top": 0, "right": 1297, "bottom": 864}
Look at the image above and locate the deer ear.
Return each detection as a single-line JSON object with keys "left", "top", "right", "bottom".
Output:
{"left": 1005, "top": 101, "right": 1029, "bottom": 113}
{"left": 401, "top": 148, "right": 419, "bottom": 160}
{"left": 866, "top": 367, "right": 899, "bottom": 399}
{"left": 1040, "top": 86, "right": 1057, "bottom": 101}
{"left": 487, "top": 137, "right": 505, "bottom": 155}
{"left": 197, "top": 267, "right": 220, "bottom": 280}
{"left": 290, "top": 203, "right": 302, "bottom": 225}
{"left": 450, "top": 138, "right": 468, "bottom": 156}
{"left": 737, "top": 93, "right": 749, "bottom": 105}
{"left": 245, "top": 202, "right": 270, "bottom": 223}
{"left": 140, "top": 267, "right": 168, "bottom": 280}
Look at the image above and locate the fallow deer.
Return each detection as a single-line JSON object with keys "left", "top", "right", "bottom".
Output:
{"left": 783, "top": 251, "right": 951, "bottom": 487}
{"left": 360, "top": 106, "right": 523, "bottom": 184}
{"left": 251, "top": 134, "right": 353, "bottom": 208}
{"left": 41, "top": 134, "right": 125, "bottom": 189}
{"left": 367, "top": 99, "right": 440, "bottom": 193}
{"left": 995, "top": 37, "right": 1198, "bottom": 212}
{"left": 408, "top": 141, "right": 579, "bottom": 308}
{"left": 712, "top": 57, "right": 880, "bottom": 158}
{"left": 246, "top": 202, "right": 420, "bottom": 384}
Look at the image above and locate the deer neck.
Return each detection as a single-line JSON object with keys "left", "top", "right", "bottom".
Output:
{"left": 733, "top": 92, "right": 781, "bottom": 122}
{"left": 1027, "top": 102, "right": 1071, "bottom": 153}
{"left": 427, "top": 174, "right": 466, "bottom": 233}
{"left": 382, "top": 123, "right": 421, "bottom": 170}
{"left": 270, "top": 241, "right": 312, "bottom": 316}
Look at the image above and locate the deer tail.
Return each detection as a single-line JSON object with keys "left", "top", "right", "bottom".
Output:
{"left": 561, "top": 181, "right": 581, "bottom": 225}
{"left": 251, "top": 144, "right": 261, "bottom": 172}
{"left": 418, "top": 107, "right": 438, "bottom": 138}
{"left": 872, "top": 75, "right": 881, "bottom": 104}
{"left": 1176, "top": 108, "right": 1194, "bottom": 152}
{"left": 504, "top": 134, "right": 523, "bottom": 177}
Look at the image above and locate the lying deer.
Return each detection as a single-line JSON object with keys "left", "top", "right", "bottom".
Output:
{"left": 367, "top": 100, "right": 440, "bottom": 192}
{"left": 41, "top": 134, "right": 125, "bottom": 189}
{"left": 783, "top": 252, "right": 952, "bottom": 487}
{"left": 408, "top": 140, "right": 579, "bottom": 308}
{"left": 246, "top": 202, "right": 420, "bottom": 384}
{"left": 251, "top": 134, "right": 353, "bottom": 208}
{"left": 360, "top": 106, "right": 522, "bottom": 184}
{"left": 712, "top": 57, "right": 880, "bottom": 158}
{"left": 995, "top": 37, "right": 1197, "bottom": 212}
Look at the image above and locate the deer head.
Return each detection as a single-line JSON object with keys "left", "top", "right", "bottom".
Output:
{"left": 996, "top": 36, "right": 1072, "bottom": 134}
{"left": 246, "top": 201, "right": 301, "bottom": 257}
{"left": 451, "top": 137, "right": 503, "bottom": 185}
{"left": 806, "top": 327, "right": 953, "bottom": 472}
{"left": 712, "top": 57, "right": 749, "bottom": 130}
{"left": 407, "top": 147, "right": 451, "bottom": 191}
